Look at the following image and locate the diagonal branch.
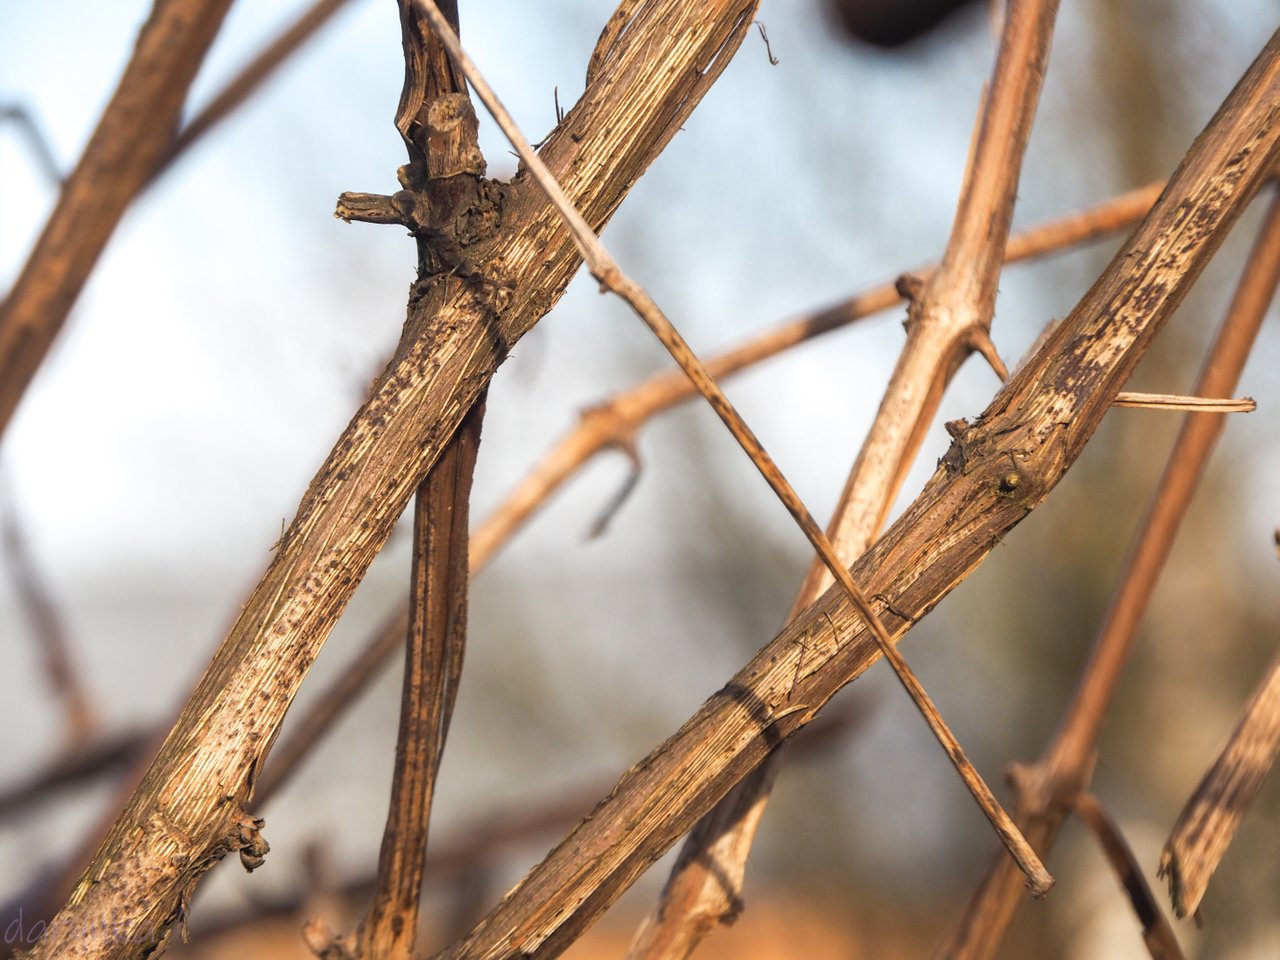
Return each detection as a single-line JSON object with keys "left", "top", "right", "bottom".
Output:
{"left": 415, "top": 0, "right": 1050, "bottom": 898}
{"left": 428, "top": 32, "right": 1280, "bottom": 959}
{"left": 936, "top": 187, "right": 1280, "bottom": 958}
{"left": 633, "top": 0, "right": 1063, "bottom": 951}
{"left": 1160, "top": 644, "right": 1280, "bottom": 919}
{"left": 0, "top": 0, "right": 236, "bottom": 439}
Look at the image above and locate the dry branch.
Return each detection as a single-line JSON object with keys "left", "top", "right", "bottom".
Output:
{"left": 1160, "top": 647, "right": 1280, "bottom": 918}
{"left": 1, "top": 498, "right": 96, "bottom": 744}
{"left": 938, "top": 185, "right": 1280, "bottom": 958}
{"left": 632, "top": 0, "right": 1062, "bottom": 950}
{"left": 0, "top": 0, "right": 235, "bottom": 439}
{"left": 429, "top": 32, "right": 1280, "bottom": 960}
{"left": 21, "top": 4, "right": 765, "bottom": 957}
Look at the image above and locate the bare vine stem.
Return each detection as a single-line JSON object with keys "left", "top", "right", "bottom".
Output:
{"left": 415, "top": 0, "right": 1051, "bottom": 895}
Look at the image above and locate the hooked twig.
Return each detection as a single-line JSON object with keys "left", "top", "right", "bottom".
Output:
{"left": 415, "top": 0, "right": 1051, "bottom": 895}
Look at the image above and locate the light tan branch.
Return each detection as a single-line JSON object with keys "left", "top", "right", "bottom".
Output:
{"left": 1112, "top": 392, "right": 1256, "bottom": 412}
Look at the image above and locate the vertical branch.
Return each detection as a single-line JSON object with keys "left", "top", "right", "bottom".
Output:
{"left": 631, "top": 1, "right": 1063, "bottom": 953}
{"left": 938, "top": 187, "right": 1280, "bottom": 959}
{"left": 305, "top": 404, "right": 484, "bottom": 960}
{"left": 0, "top": 0, "right": 236, "bottom": 439}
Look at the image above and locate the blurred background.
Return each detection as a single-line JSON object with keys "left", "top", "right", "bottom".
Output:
{"left": 1, "top": 1, "right": 1279, "bottom": 957}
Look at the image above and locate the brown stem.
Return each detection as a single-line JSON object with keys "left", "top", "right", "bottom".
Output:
{"left": 306, "top": 405, "right": 483, "bottom": 960}
{"left": 1, "top": 497, "right": 96, "bottom": 744}
{"left": 937, "top": 188, "right": 1280, "bottom": 958}
{"left": 0, "top": 0, "right": 235, "bottom": 440}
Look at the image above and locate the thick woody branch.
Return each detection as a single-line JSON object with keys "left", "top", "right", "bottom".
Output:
{"left": 938, "top": 183, "right": 1280, "bottom": 957}
{"left": 0, "top": 0, "right": 235, "bottom": 439}
{"left": 24, "top": 4, "right": 764, "bottom": 958}
{"left": 430, "top": 34, "right": 1280, "bottom": 959}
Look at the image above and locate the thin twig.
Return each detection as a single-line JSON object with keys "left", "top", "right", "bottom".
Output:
{"left": 0, "top": 105, "right": 64, "bottom": 186}
{"left": 1112, "top": 392, "right": 1256, "bottom": 412}
{"left": 938, "top": 187, "right": 1280, "bottom": 959}
{"left": 1073, "top": 793, "right": 1186, "bottom": 960}
{"left": 416, "top": 0, "right": 1051, "bottom": 896}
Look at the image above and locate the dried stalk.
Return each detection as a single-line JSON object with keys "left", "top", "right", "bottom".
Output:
{"left": 427, "top": 25, "right": 1280, "bottom": 960}
{"left": 633, "top": 0, "right": 1062, "bottom": 951}
{"left": 0, "top": 0, "right": 235, "bottom": 439}
{"left": 470, "top": 179, "right": 1161, "bottom": 572}
{"left": 937, "top": 187, "right": 1280, "bottom": 958}
{"left": 1073, "top": 793, "right": 1185, "bottom": 960}
{"left": 23, "top": 4, "right": 766, "bottom": 957}
{"left": 1160, "top": 646, "right": 1280, "bottom": 918}
{"left": 417, "top": 0, "right": 1050, "bottom": 898}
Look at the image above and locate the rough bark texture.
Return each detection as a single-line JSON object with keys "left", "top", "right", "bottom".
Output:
{"left": 20, "top": 4, "right": 759, "bottom": 958}
{"left": 431, "top": 31, "right": 1280, "bottom": 960}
